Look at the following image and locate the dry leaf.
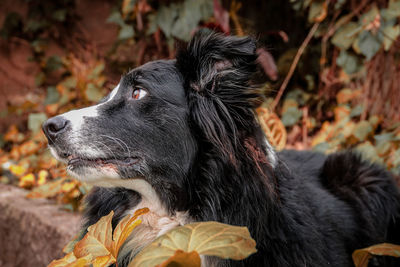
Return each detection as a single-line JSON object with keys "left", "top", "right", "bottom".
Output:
{"left": 19, "top": 173, "right": 35, "bottom": 188}
{"left": 9, "top": 163, "right": 28, "bottom": 177}
{"left": 352, "top": 243, "right": 400, "bottom": 267}
{"left": 158, "top": 250, "right": 201, "bottom": 267}
{"left": 130, "top": 221, "right": 257, "bottom": 267}
{"left": 256, "top": 107, "right": 287, "bottom": 150}
{"left": 48, "top": 252, "right": 91, "bottom": 267}
{"left": 27, "top": 178, "right": 66, "bottom": 199}
{"left": 37, "top": 170, "right": 49, "bottom": 185}
{"left": 49, "top": 208, "right": 148, "bottom": 267}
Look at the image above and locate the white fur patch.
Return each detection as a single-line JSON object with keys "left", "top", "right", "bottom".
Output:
{"left": 61, "top": 84, "right": 120, "bottom": 133}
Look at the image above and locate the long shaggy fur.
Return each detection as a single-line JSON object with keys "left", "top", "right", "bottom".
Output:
{"left": 46, "top": 32, "right": 400, "bottom": 267}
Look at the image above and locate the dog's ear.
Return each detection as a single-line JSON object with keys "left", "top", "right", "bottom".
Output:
{"left": 176, "top": 31, "right": 262, "bottom": 162}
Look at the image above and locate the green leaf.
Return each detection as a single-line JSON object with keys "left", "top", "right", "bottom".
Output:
{"left": 331, "top": 22, "right": 360, "bottom": 50}
{"left": 308, "top": 0, "right": 324, "bottom": 23}
{"left": 312, "top": 142, "right": 330, "bottom": 153}
{"left": 353, "top": 121, "right": 373, "bottom": 141}
{"left": 118, "top": 24, "right": 134, "bottom": 40}
{"left": 382, "top": 25, "right": 400, "bottom": 51}
{"left": 357, "top": 31, "right": 382, "bottom": 60}
{"left": 107, "top": 11, "right": 125, "bottom": 27}
{"left": 52, "top": 9, "right": 67, "bottom": 22}
{"left": 375, "top": 132, "right": 396, "bottom": 142}
{"left": 156, "top": 4, "right": 180, "bottom": 38}
{"left": 171, "top": 0, "right": 213, "bottom": 41}
{"left": 88, "top": 63, "right": 105, "bottom": 80}
{"left": 381, "top": 0, "right": 400, "bottom": 21}
{"left": 356, "top": 141, "right": 383, "bottom": 164}
{"left": 360, "top": 5, "right": 379, "bottom": 25}
{"left": 336, "top": 50, "right": 362, "bottom": 74}
{"left": 28, "top": 113, "right": 48, "bottom": 134}
{"left": 350, "top": 105, "right": 364, "bottom": 118}
{"left": 35, "top": 72, "right": 46, "bottom": 86}
{"left": 45, "top": 55, "right": 63, "bottom": 72}
{"left": 281, "top": 106, "right": 303, "bottom": 127}
{"left": 44, "top": 86, "right": 60, "bottom": 105}
{"left": 86, "top": 83, "right": 104, "bottom": 102}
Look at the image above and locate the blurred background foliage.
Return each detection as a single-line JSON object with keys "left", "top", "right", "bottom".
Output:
{"left": 0, "top": 0, "right": 399, "bottom": 210}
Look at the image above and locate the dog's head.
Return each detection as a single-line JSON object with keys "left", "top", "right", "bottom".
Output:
{"left": 43, "top": 32, "right": 267, "bottom": 212}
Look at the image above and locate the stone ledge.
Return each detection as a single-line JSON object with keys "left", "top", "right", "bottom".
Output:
{"left": 0, "top": 184, "right": 81, "bottom": 267}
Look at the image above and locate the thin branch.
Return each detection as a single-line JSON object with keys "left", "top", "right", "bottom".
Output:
{"left": 271, "top": 22, "right": 320, "bottom": 111}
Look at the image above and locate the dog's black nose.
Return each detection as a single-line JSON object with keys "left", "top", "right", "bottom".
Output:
{"left": 42, "top": 116, "right": 70, "bottom": 141}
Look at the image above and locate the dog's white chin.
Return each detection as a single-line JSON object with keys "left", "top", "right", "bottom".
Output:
{"left": 67, "top": 166, "right": 121, "bottom": 185}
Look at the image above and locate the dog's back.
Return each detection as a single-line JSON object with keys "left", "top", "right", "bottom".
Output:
{"left": 279, "top": 150, "right": 400, "bottom": 266}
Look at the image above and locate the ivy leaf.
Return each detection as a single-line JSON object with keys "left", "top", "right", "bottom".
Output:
{"left": 28, "top": 113, "right": 48, "bottom": 134}
{"left": 118, "top": 24, "right": 135, "bottom": 40}
{"left": 336, "top": 50, "right": 362, "bottom": 74}
{"left": 331, "top": 22, "right": 360, "bottom": 50}
{"left": 85, "top": 83, "right": 104, "bottom": 102}
{"left": 382, "top": 25, "right": 400, "bottom": 51}
{"left": 353, "top": 121, "right": 373, "bottom": 141}
{"left": 357, "top": 31, "right": 382, "bottom": 60}
{"left": 130, "top": 221, "right": 257, "bottom": 267}
{"left": 352, "top": 243, "right": 400, "bottom": 267}
{"left": 281, "top": 106, "right": 303, "bottom": 127}
{"left": 308, "top": 0, "right": 327, "bottom": 23}
{"left": 45, "top": 86, "right": 61, "bottom": 105}
{"left": 107, "top": 11, "right": 125, "bottom": 27}
{"left": 171, "top": 0, "right": 213, "bottom": 41}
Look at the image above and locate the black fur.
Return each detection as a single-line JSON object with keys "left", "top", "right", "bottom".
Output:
{"left": 44, "top": 32, "right": 400, "bottom": 267}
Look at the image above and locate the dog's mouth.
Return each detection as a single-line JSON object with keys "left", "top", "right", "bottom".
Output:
{"left": 67, "top": 155, "right": 139, "bottom": 168}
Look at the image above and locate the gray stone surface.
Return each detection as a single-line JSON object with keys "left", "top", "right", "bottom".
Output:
{"left": 0, "top": 184, "right": 81, "bottom": 267}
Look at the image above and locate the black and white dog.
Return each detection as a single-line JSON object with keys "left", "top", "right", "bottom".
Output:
{"left": 43, "top": 32, "right": 400, "bottom": 267}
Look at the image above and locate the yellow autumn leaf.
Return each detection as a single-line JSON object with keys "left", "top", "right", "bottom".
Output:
{"left": 111, "top": 208, "right": 149, "bottom": 256}
{"left": 352, "top": 243, "right": 400, "bottom": 267}
{"left": 37, "top": 170, "right": 49, "bottom": 185}
{"left": 73, "top": 211, "right": 115, "bottom": 261}
{"left": 256, "top": 107, "right": 287, "bottom": 150}
{"left": 19, "top": 140, "right": 41, "bottom": 156}
{"left": 72, "top": 208, "right": 148, "bottom": 266}
{"left": 130, "top": 221, "right": 257, "bottom": 267}
{"left": 49, "top": 208, "right": 147, "bottom": 267}
{"left": 9, "top": 163, "right": 28, "bottom": 177}
{"left": 48, "top": 252, "right": 91, "bottom": 267}
{"left": 19, "top": 173, "right": 35, "bottom": 188}
{"left": 27, "top": 177, "right": 66, "bottom": 199}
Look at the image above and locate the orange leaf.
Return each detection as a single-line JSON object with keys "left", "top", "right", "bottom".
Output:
{"left": 74, "top": 211, "right": 114, "bottom": 260}
{"left": 256, "top": 107, "right": 287, "bottom": 150}
{"left": 37, "top": 170, "right": 49, "bottom": 185}
{"left": 112, "top": 208, "right": 149, "bottom": 256}
{"left": 48, "top": 252, "right": 91, "bottom": 267}
{"left": 130, "top": 221, "right": 257, "bottom": 267}
{"left": 72, "top": 208, "right": 147, "bottom": 266}
{"left": 19, "top": 140, "right": 41, "bottom": 156}
{"left": 19, "top": 173, "right": 35, "bottom": 188}
{"left": 9, "top": 163, "right": 28, "bottom": 177}
{"left": 158, "top": 250, "right": 201, "bottom": 267}
{"left": 352, "top": 243, "right": 400, "bottom": 267}
{"left": 27, "top": 177, "right": 66, "bottom": 199}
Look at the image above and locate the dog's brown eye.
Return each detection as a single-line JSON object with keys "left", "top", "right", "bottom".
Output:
{"left": 132, "top": 87, "right": 147, "bottom": 100}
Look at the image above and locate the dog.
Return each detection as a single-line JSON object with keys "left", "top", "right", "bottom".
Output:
{"left": 42, "top": 32, "right": 400, "bottom": 267}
